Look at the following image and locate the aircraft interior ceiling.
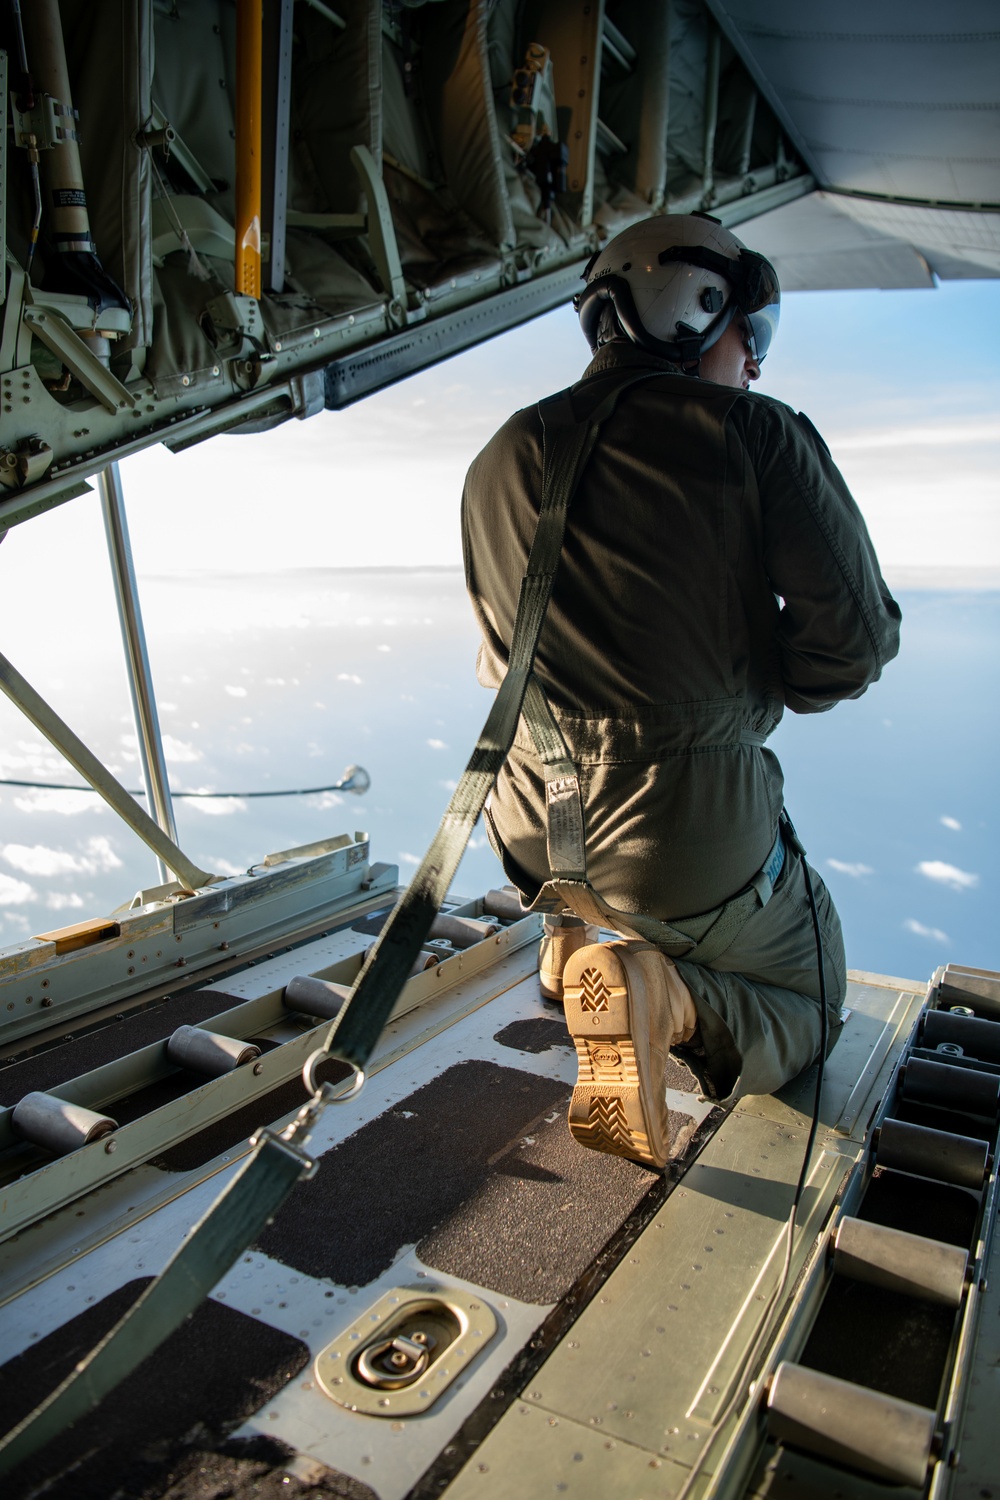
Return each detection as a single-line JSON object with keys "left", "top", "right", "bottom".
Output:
{"left": 0, "top": 0, "right": 997, "bottom": 524}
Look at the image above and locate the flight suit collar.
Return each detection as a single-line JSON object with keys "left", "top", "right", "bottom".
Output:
{"left": 579, "top": 340, "right": 684, "bottom": 384}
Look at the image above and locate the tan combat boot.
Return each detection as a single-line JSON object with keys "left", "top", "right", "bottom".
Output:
{"left": 562, "top": 941, "right": 697, "bottom": 1169}
{"left": 538, "top": 913, "right": 600, "bottom": 1001}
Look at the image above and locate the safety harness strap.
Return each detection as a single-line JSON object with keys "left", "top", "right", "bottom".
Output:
{"left": 522, "top": 675, "right": 587, "bottom": 879}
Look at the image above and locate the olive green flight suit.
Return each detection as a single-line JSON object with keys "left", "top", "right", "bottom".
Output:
{"left": 462, "top": 341, "right": 901, "bottom": 1100}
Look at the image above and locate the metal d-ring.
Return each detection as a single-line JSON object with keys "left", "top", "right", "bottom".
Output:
{"left": 356, "top": 1334, "right": 431, "bottom": 1390}
{"left": 303, "top": 1049, "right": 366, "bottom": 1100}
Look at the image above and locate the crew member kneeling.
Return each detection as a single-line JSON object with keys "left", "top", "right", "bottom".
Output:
{"left": 462, "top": 215, "right": 901, "bottom": 1168}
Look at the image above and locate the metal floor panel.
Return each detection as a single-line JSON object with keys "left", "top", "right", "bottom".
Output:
{"left": 442, "top": 976, "right": 926, "bottom": 1499}
{"left": 0, "top": 927, "right": 713, "bottom": 1500}
{"left": 3, "top": 954, "right": 925, "bottom": 1500}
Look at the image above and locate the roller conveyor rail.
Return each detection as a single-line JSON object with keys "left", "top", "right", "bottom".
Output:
{"left": 0, "top": 889, "right": 541, "bottom": 1247}
{"left": 750, "top": 963, "right": 1000, "bottom": 1496}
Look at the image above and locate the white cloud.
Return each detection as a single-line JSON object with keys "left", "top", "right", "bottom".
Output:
{"left": 441, "top": 779, "right": 458, "bottom": 791}
{"left": 904, "top": 918, "right": 951, "bottom": 943}
{"left": 162, "top": 735, "right": 203, "bottom": 764}
{"left": 940, "top": 816, "right": 962, "bottom": 831}
{"left": 1, "top": 836, "right": 121, "bottom": 877}
{"left": 264, "top": 677, "right": 286, "bottom": 686}
{"left": 377, "top": 644, "right": 391, "bottom": 653}
{"left": 826, "top": 859, "right": 874, "bottom": 878}
{"left": 916, "top": 860, "right": 979, "bottom": 891}
{"left": 338, "top": 673, "right": 363, "bottom": 684}
{"left": 45, "top": 892, "right": 85, "bottom": 910}
{"left": 0, "top": 872, "right": 36, "bottom": 905}
{"left": 2, "top": 911, "right": 30, "bottom": 931}
{"left": 225, "top": 685, "right": 248, "bottom": 698}
{"left": 399, "top": 851, "right": 420, "bottom": 866}
{"left": 427, "top": 739, "right": 448, "bottom": 750}
{"left": 186, "top": 796, "right": 247, "bottom": 816}
{"left": 3, "top": 844, "right": 80, "bottom": 877}
{"left": 13, "top": 788, "right": 99, "bottom": 815}
{"left": 81, "top": 836, "right": 123, "bottom": 872}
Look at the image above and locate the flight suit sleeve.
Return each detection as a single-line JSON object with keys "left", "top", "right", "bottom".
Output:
{"left": 751, "top": 403, "right": 902, "bottom": 714}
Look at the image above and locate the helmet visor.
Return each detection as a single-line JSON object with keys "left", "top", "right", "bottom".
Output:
{"left": 745, "top": 299, "right": 780, "bottom": 363}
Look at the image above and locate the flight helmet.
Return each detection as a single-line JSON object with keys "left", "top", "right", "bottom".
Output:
{"left": 576, "top": 214, "right": 780, "bottom": 369}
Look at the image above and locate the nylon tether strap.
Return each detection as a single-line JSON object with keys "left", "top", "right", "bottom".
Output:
{"left": 0, "top": 369, "right": 656, "bottom": 1479}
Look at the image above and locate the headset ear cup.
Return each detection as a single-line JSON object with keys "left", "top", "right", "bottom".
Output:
{"left": 577, "top": 282, "right": 608, "bottom": 352}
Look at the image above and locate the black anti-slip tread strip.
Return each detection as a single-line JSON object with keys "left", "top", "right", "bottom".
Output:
{"left": 0, "top": 1279, "right": 367, "bottom": 1500}
{"left": 418, "top": 1101, "right": 693, "bottom": 1303}
{"left": 256, "top": 1061, "right": 570, "bottom": 1286}
{"left": 492, "top": 1017, "right": 573, "bottom": 1053}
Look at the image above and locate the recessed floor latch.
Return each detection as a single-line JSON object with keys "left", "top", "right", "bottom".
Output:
{"left": 315, "top": 1283, "right": 497, "bottom": 1416}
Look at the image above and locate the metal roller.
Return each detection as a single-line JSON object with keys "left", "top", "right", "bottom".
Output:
{"left": 902, "top": 1056, "right": 1000, "bottom": 1118}
{"left": 364, "top": 945, "right": 439, "bottom": 976}
{"left": 767, "top": 1361, "right": 937, "bottom": 1488}
{"left": 922, "top": 1009, "right": 1000, "bottom": 1063}
{"left": 875, "top": 1117, "right": 989, "bottom": 1190}
{"left": 166, "top": 1025, "right": 261, "bottom": 1077}
{"left": 482, "top": 888, "right": 525, "bottom": 921}
{"left": 939, "top": 967, "right": 1000, "bottom": 1021}
{"left": 283, "top": 975, "right": 351, "bottom": 1020}
{"left": 12, "top": 1092, "right": 117, "bottom": 1155}
{"left": 428, "top": 915, "right": 500, "bottom": 948}
{"left": 833, "top": 1216, "right": 968, "bottom": 1306}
